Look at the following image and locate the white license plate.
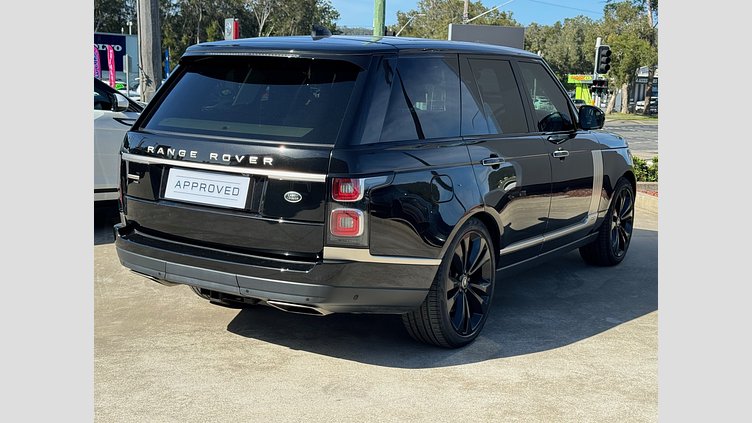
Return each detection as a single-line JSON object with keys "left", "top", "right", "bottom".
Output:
{"left": 164, "top": 168, "right": 250, "bottom": 209}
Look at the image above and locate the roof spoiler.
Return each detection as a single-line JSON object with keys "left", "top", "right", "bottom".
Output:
{"left": 311, "top": 24, "right": 332, "bottom": 40}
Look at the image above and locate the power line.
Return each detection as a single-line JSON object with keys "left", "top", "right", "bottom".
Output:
{"left": 523, "top": 0, "right": 601, "bottom": 15}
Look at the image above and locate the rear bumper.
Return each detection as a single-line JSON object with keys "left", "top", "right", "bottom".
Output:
{"left": 114, "top": 223, "right": 438, "bottom": 314}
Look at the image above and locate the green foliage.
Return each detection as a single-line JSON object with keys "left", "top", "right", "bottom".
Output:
{"left": 632, "top": 156, "right": 658, "bottom": 182}
{"left": 524, "top": 16, "right": 599, "bottom": 87}
{"left": 161, "top": 0, "right": 342, "bottom": 74}
{"left": 392, "top": 0, "right": 520, "bottom": 40}
{"left": 94, "top": 0, "right": 134, "bottom": 33}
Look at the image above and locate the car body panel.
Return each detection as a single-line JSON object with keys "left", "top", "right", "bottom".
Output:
{"left": 114, "top": 36, "right": 633, "bottom": 317}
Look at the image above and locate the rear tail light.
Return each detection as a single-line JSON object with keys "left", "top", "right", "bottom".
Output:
{"left": 326, "top": 175, "right": 389, "bottom": 248}
{"left": 329, "top": 208, "right": 364, "bottom": 237}
{"left": 331, "top": 178, "right": 364, "bottom": 202}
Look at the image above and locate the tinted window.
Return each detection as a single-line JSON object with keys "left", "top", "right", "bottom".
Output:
{"left": 517, "top": 61, "right": 575, "bottom": 133}
{"left": 380, "top": 56, "right": 461, "bottom": 142}
{"left": 467, "top": 59, "right": 528, "bottom": 134}
{"left": 94, "top": 81, "right": 113, "bottom": 111}
{"left": 143, "top": 56, "right": 363, "bottom": 144}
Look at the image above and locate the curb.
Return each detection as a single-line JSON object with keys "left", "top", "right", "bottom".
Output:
{"left": 636, "top": 191, "right": 658, "bottom": 214}
{"left": 635, "top": 182, "right": 658, "bottom": 214}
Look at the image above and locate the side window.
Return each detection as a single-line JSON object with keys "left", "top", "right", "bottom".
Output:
{"left": 466, "top": 59, "right": 529, "bottom": 135}
{"left": 94, "top": 83, "right": 113, "bottom": 111}
{"left": 517, "top": 61, "right": 575, "bottom": 133}
{"left": 380, "top": 56, "right": 461, "bottom": 142}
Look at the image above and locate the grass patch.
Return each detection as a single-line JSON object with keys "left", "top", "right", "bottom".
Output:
{"left": 605, "top": 112, "right": 658, "bottom": 122}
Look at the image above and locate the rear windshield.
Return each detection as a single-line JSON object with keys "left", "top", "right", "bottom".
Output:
{"left": 143, "top": 56, "right": 363, "bottom": 144}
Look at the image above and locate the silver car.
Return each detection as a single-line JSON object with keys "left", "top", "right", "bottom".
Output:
{"left": 94, "top": 78, "right": 143, "bottom": 202}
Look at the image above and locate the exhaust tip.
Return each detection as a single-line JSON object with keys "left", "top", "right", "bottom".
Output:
{"left": 266, "top": 300, "right": 331, "bottom": 316}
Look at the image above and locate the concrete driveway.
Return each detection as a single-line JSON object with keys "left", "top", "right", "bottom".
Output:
{"left": 94, "top": 203, "right": 657, "bottom": 422}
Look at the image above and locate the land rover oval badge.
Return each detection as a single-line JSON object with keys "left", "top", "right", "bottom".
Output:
{"left": 284, "top": 191, "right": 302, "bottom": 203}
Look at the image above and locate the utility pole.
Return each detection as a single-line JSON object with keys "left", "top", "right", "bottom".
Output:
{"left": 137, "top": 0, "right": 162, "bottom": 102}
{"left": 463, "top": 0, "right": 469, "bottom": 24}
{"left": 373, "top": 0, "right": 385, "bottom": 37}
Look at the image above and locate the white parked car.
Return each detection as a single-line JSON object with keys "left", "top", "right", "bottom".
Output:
{"left": 94, "top": 77, "right": 143, "bottom": 202}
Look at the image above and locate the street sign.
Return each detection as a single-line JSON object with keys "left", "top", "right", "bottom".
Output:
{"left": 224, "top": 18, "right": 240, "bottom": 40}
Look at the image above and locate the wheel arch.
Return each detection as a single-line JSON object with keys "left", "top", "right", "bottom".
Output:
{"left": 438, "top": 207, "right": 502, "bottom": 263}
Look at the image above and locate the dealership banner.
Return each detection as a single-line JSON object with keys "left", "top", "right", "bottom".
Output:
{"left": 94, "top": 33, "right": 127, "bottom": 72}
{"left": 107, "top": 45, "right": 116, "bottom": 86}
{"left": 94, "top": 44, "right": 101, "bottom": 79}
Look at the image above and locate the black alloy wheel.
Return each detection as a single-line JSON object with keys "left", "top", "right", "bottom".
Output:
{"left": 447, "top": 231, "right": 494, "bottom": 336}
{"left": 403, "top": 218, "right": 496, "bottom": 348}
{"left": 609, "top": 185, "right": 634, "bottom": 258}
{"left": 579, "top": 178, "right": 635, "bottom": 266}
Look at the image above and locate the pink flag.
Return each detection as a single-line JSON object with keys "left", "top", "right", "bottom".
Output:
{"left": 106, "top": 44, "right": 116, "bottom": 87}
{"left": 94, "top": 44, "right": 101, "bottom": 79}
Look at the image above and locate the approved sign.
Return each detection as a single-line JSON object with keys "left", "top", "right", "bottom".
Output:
{"left": 164, "top": 168, "right": 250, "bottom": 209}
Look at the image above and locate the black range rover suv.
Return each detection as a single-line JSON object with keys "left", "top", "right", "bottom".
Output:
{"left": 115, "top": 35, "right": 635, "bottom": 348}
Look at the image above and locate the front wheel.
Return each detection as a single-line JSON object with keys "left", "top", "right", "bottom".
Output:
{"left": 402, "top": 218, "right": 496, "bottom": 348}
{"left": 579, "top": 178, "right": 635, "bottom": 266}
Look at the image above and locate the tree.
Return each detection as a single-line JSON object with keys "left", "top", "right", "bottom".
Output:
{"left": 393, "top": 0, "right": 519, "bottom": 40}
{"left": 95, "top": 0, "right": 133, "bottom": 33}
{"left": 601, "top": 1, "right": 658, "bottom": 114}
{"left": 524, "top": 16, "right": 599, "bottom": 86}
{"left": 602, "top": 0, "right": 658, "bottom": 114}
{"left": 246, "top": 0, "right": 278, "bottom": 37}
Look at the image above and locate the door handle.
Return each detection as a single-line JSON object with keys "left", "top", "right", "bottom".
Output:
{"left": 481, "top": 157, "right": 505, "bottom": 166}
{"left": 552, "top": 150, "right": 570, "bottom": 159}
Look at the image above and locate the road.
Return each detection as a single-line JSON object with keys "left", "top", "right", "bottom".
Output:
{"left": 603, "top": 119, "right": 659, "bottom": 160}
{"left": 94, "top": 202, "right": 658, "bottom": 422}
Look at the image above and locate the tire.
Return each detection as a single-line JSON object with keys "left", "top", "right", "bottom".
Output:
{"left": 579, "top": 178, "right": 635, "bottom": 266}
{"left": 402, "top": 218, "right": 496, "bottom": 348}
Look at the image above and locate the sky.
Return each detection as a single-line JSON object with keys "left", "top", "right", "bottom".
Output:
{"left": 330, "top": 0, "right": 609, "bottom": 28}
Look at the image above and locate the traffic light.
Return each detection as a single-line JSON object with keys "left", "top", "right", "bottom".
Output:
{"left": 596, "top": 45, "right": 612, "bottom": 74}
{"left": 590, "top": 79, "right": 608, "bottom": 94}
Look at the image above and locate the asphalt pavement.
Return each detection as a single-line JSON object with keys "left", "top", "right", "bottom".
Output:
{"left": 94, "top": 202, "right": 658, "bottom": 422}
{"left": 603, "top": 119, "right": 659, "bottom": 160}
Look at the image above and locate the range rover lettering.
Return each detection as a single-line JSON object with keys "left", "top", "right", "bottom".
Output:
{"left": 114, "top": 35, "right": 635, "bottom": 348}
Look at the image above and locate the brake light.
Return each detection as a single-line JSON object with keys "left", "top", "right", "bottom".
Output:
{"left": 331, "top": 178, "right": 363, "bottom": 202}
{"left": 329, "top": 208, "right": 364, "bottom": 237}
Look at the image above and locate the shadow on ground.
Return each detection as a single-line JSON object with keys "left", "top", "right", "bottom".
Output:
{"left": 94, "top": 201, "right": 120, "bottom": 245}
{"left": 227, "top": 228, "right": 657, "bottom": 368}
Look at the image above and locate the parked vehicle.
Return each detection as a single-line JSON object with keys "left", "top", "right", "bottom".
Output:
{"left": 114, "top": 35, "right": 635, "bottom": 348}
{"left": 635, "top": 97, "right": 658, "bottom": 114}
{"left": 94, "top": 77, "right": 143, "bottom": 202}
{"left": 572, "top": 98, "right": 587, "bottom": 109}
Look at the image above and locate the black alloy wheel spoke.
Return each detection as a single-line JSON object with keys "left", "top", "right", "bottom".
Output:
{"left": 447, "top": 288, "right": 460, "bottom": 311}
{"left": 467, "top": 285, "right": 487, "bottom": 310}
{"left": 467, "top": 239, "right": 490, "bottom": 276}
{"left": 620, "top": 193, "right": 633, "bottom": 219}
{"left": 460, "top": 236, "right": 472, "bottom": 270}
{"left": 451, "top": 291, "right": 467, "bottom": 330}
{"left": 618, "top": 226, "right": 629, "bottom": 250}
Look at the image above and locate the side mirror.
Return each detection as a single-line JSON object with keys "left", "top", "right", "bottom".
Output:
{"left": 112, "top": 92, "right": 130, "bottom": 112}
{"left": 578, "top": 105, "right": 605, "bottom": 130}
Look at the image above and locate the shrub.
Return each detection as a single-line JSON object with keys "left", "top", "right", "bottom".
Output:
{"left": 633, "top": 156, "right": 658, "bottom": 182}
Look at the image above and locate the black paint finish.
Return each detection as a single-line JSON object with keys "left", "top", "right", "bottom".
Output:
{"left": 115, "top": 36, "right": 634, "bottom": 314}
